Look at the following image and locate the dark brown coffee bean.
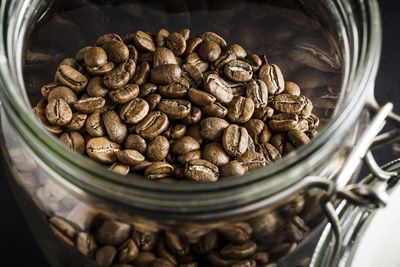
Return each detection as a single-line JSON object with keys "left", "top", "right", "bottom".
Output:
{"left": 103, "top": 110, "right": 128, "bottom": 144}
{"left": 145, "top": 94, "right": 162, "bottom": 111}
{"left": 259, "top": 64, "right": 285, "bottom": 95}
{"left": 224, "top": 60, "right": 253, "bottom": 83}
{"left": 60, "top": 58, "right": 79, "bottom": 69}
{"left": 185, "top": 159, "right": 219, "bottom": 182}
{"left": 145, "top": 162, "right": 174, "bottom": 179}
{"left": 256, "top": 143, "right": 281, "bottom": 164}
{"left": 280, "top": 194, "right": 305, "bottom": 216}
{"left": 132, "top": 61, "right": 151, "bottom": 86}
{"left": 284, "top": 81, "right": 301, "bottom": 96}
{"left": 66, "top": 112, "right": 87, "bottom": 131}
{"left": 86, "top": 112, "right": 106, "bottom": 137}
{"left": 236, "top": 151, "right": 266, "bottom": 172}
{"left": 270, "top": 134, "right": 284, "bottom": 154}
{"left": 157, "top": 99, "right": 191, "bottom": 120}
{"left": 167, "top": 32, "right": 187, "bottom": 56}
{"left": 136, "top": 111, "right": 169, "bottom": 140}
{"left": 182, "top": 107, "right": 202, "bottom": 125}
{"left": 213, "top": 52, "right": 237, "bottom": 74}
{"left": 97, "top": 220, "right": 131, "bottom": 246}
{"left": 120, "top": 98, "right": 150, "bottom": 124}
{"left": 86, "top": 137, "right": 120, "bottom": 164}
{"left": 244, "top": 119, "right": 264, "bottom": 142}
{"left": 188, "top": 88, "right": 216, "bottom": 106}
{"left": 156, "top": 29, "right": 170, "bottom": 47}
{"left": 218, "top": 223, "right": 252, "bottom": 244}
{"left": 222, "top": 124, "right": 249, "bottom": 157}
{"left": 185, "top": 124, "right": 203, "bottom": 145}
{"left": 83, "top": 47, "right": 108, "bottom": 68}
{"left": 253, "top": 105, "right": 274, "bottom": 121}
{"left": 87, "top": 61, "right": 116, "bottom": 76}
{"left": 202, "top": 102, "right": 228, "bottom": 118}
{"left": 181, "top": 64, "right": 203, "bottom": 88}
{"left": 200, "top": 117, "right": 229, "bottom": 141}
{"left": 203, "top": 143, "right": 230, "bottom": 167}
{"left": 227, "top": 96, "right": 255, "bottom": 124}
{"left": 153, "top": 47, "right": 178, "bottom": 68}
{"left": 87, "top": 77, "right": 109, "bottom": 98}
{"left": 224, "top": 44, "right": 246, "bottom": 59}
{"left": 110, "top": 163, "right": 130, "bottom": 175}
{"left": 164, "top": 231, "right": 190, "bottom": 256}
{"left": 179, "top": 29, "right": 190, "bottom": 41}
{"left": 104, "top": 60, "right": 136, "bottom": 89}
{"left": 40, "top": 82, "right": 58, "bottom": 98}
{"left": 96, "top": 34, "right": 123, "bottom": 46}
{"left": 220, "top": 241, "right": 257, "bottom": 260}
{"left": 171, "top": 136, "right": 200, "bottom": 155}
{"left": 133, "top": 252, "right": 157, "bottom": 267}
{"left": 102, "top": 40, "right": 129, "bottom": 64}
{"left": 109, "top": 84, "right": 140, "bottom": 104}
{"left": 76, "top": 232, "right": 97, "bottom": 257}
{"left": 185, "top": 53, "right": 209, "bottom": 72}
{"left": 151, "top": 64, "right": 182, "bottom": 85}
{"left": 287, "top": 129, "right": 310, "bottom": 147}
{"left": 198, "top": 41, "right": 221, "bottom": 62}
{"left": 177, "top": 150, "right": 202, "bottom": 165}
{"left": 244, "top": 54, "right": 262, "bottom": 72}
{"left": 125, "top": 134, "right": 147, "bottom": 154}
{"left": 59, "top": 131, "right": 85, "bottom": 153}
{"left": 118, "top": 239, "right": 139, "bottom": 263}
{"left": 185, "top": 37, "right": 203, "bottom": 55}
{"left": 246, "top": 79, "right": 268, "bottom": 108}
{"left": 220, "top": 161, "right": 246, "bottom": 177}
{"left": 117, "top": 150, "right": 145, "bottom": 165}
{"left": 147, "top": 136, "right": 169, "bottom": 161}
{"left": 55, "top": 65, "right": 88, "bottom": 93}
{"left": 127, "top": 44, "right": 139, "bottom": 64}
{"left": 34, "top": 100, "right": 63, "bottom": 134}
{"left": 47, "top": 86, "right": 78, "bottom": 105}
{"left": 49, "top": 217, "right": 75, "bottom": 239}
{"left": 204, "top": 73, "right": 233, "bottom": 104}
{"left": 207, "top": 251, "right": 237, "bottom": 267}
{"left": 199, "top": 32, "right": 227, "bottom": 48}
{"left": 192, "top": 231, "right": 218, "bottom": 254}
{"left": 268, "top": 113, "right": 299, "bottom": 132}
{"left": 132, "top": 231, "right": 159, "bottom": 252}
{"left": 152, "top": 258, "right": 175, "bottom": 267}
{"left": 132, "top": 31, "right": 156, "bottom": 52}
{"left": 45, "top": 99, "right": 72, "bottom": 126}
{"left": 156, "top": 238, "right": 177, "bottom": 265}
{"left": 139, "top": 83, "right": 158, "bottom": 98}
{"left": 162, "top": 124, "right": 187, "bottom": 140}
{"left": 96, "top": 246, "right": 118, "bottom": 267}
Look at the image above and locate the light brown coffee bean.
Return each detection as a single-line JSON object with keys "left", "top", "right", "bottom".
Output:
{"left": 47, "top": 86, "right": 78, "bottom": 105}
{"left": 118, "top": 239, "right": 139, "bottom": 263}
{"left": 222, "top": 124, "right": 249, "bottom": 157}
{"left": 55, "top": 65, "right": 88, "bottom": 93}
{"left": 246, "top": 79, "right": 268, "bottom": 108}
{"left": 117, "top": 150, "right": 145, "bottom": 165}
{"left": 59, "top": 131, "right": 85, "bottom": 154}
{"left": 224, "top": 44, "right": 246, "bottom": 59}
{"left": 150, "top": 64, "right": 182, "bottom": 85}
{"left": 227, "top": 96, "right": 255, "bottom": 124}
{"left": 136, "top": 111, "right": 169, "bottom": 140}
{"left": 236, "top": 151, "right": 266, "bottom": 172}
{"left": 185, "top": 159, "right": 219, "bottom": 182}
{"left": 181, "top": 64, "right": 204, "bottom": 88}
{"left": 87, "top": 77, "right": 109, "bottom": 97}
{"left": 96, "top": 34, "right": 123, "bottom": 46}
{"left": 45, "top": 99, "right": 73, "bottom": 126}
{"left": 147, "top": 136, "right": 170, "bottom": 161}
{"left": 102, "top": 40, "right": 129, "bottom": 64}
{"left": 204, "top": 73, "right": 233, "bottom": 104}
{"left": 244, "top": 119, "right": 264, "bottom": 142}
{"left": 213, "top": 52, "right": 237, "bottom": 74}
{"left": 220, "top": 241, "right": 257, "bottom": 260}
{"left": 159, "top": 82, "right": 188, "bottom": 99}
{"left": 76, "top": 232, "right": 97, "bottom": 257}
{"left": 199, "top": 32, "right": 227, "bottom": 48}
{"left": 202, "top": 102, "right": 228, "bottom": 118}
{"left": 253, "top": 105, "right": 274, "bottom": 121}
{"left": 86, "top": 137, "right": 120, "bottom": 164}
{"left": 153, "top": 47, "right": 178, "bottom": 68}
{"left": 162, "top": 124, "right": 187, "bottom": 140}
{"left": 145, "top": 162, "right": 175, "bottom": 179}
{"left": 40, "top": 82, "right": 58, "bottom": 98}
{"left": 110, "top": 163, "right": 130, "bottom": 175}
{"left": 96, "top": 246, "right": 118, "bottom": 267}
{"left": 224, "top": 60, "right": 253, "bottom": 83}
{"left": 185, "top": 37, "right": 203, "bottom": 55}
{"left": 145, "top": 94, "right": 162, "bottom": 111}
{"left": 200, "top": 117, "right": 229, "bottom": 141}
{"left": 104, "top": 60, "right": 136, "bottom": 89}
{"left": 259, "top": 64, "right": 285, "bottom": 95}
{"left": 284, "top": 81, "right": 301, "bottom": 96}
{"left": 83, "top": 46, "right": 108, "bottom": 68}
{"left": 271, "top": 94, "right": 307, "bottom": 114}
{"left": 182, "top": 107, "right": 202, "bottom": 125}
{"left": 177, "top": 150, "right": 202, "bottom": 165}
{"left": 86, "top": 112, "right": 106, "bottom": 137}
{"left": 220, "top": 161, "right": 246, "bottom": 177}
{"left": 198, "top": 41, "right": 221, "bottom": 62}
{"left": 120, "top": 98, "right": 150, "bottom": 124}
{"left": 74, "top": 96, "right": 106, "bottom": 114}
{"left": 125, "top": 134, "right": 147, "bottom": 154}
{"left": 108, "top": 84, "right": 139, "bottom": 104}
{"left": 133, "top": 31, "right": 156, "bottom": 52}
{"left": 97, "top": 220, "right": 131, "bottom": 246}
{"left": 157, "top": 99, "right": 191, "bottom": 120}
{"left": 186, "top": 53, "right": 209, "bottom": 73}
{"left": 171, "top": 136, "right": 200, "bottom": 155}
{"left": 103, "top": 110, "right": 128, "bottom": 144}
{"left": 188, "top": 88, "right": 216, "bottom": 107}
{"left": 203, "top": 143, "right": 230, "bottom": 167}
{"left": 256, "top": 143, "right": 281, "bottom": 164}
{"left": 87, "top": 61, "right": 116, "bottom": 76}
{"left": 156, "top": 29, "right": 170, "bottom": 47}
{"left": 132, "top": 61, "right": 151, "bottom": 85}
{"left": 268, "top": 113, "right": 299, "bottom": 132}
{"left": 66, "top": 112, "right": 87, "bottom": 131}
{"left": 287, "top": 129, "right": 310, "bottom": 147}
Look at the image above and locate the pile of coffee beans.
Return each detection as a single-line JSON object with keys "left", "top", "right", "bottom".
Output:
{"left": 33, "top": 29, "right": 318, "bottom": 182}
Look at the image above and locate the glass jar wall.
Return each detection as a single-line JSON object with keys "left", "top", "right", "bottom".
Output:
{"left": 0, "top": 0, "right": 381, "bottom": 266}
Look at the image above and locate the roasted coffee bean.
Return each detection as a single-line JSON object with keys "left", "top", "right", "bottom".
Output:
{"left": 185, "top": 37, "right": 203, "bottom": 55}
{"left": 222, "top": 124, "right": 249, "bottom": 157}
{"left": 307, "top": 113, "right": 320, "bottom": 130}
{"left": 110, "top": 163, "right": 130, "bottom": 175}
{"left": 133, "top": 252, "right": 157, "bottom": 267}
{"left": 224, "top": 44, "right": 246, "bottom": 59}
{"left": 118, "top": 239, "right": 139, "bottom": 263}
{"left": 280, "top": 194, "right": 305, "bottom": 216}
{"left": 244, "top": 54, "right": 262, "bottom": 72}
{"left": 47, "top": 86, "right": 78, "bottom": 105}
{"left": 186, "top": 124, "right": 204, "bottom": 145}
{"left": 102, "top": 40, "right": 129, "bottom": 64}
{"left": 227, "top": 96, "right": 255, "bottom": 124}
{"left": 220, "top": 241, "right": 257, "bottom": 260}
{"left": 213, "top": 52, "right": 237, "bottom": 74}
{"left": 96, "top": 246, "right": 118, "bottom": 267}
{"left": 186, "top": 53, "right": 209, "bottom": 73}
{"left": 125, "top": 134, "right": 147, "bottom": 154}
{"left": 244, "top": 119, "right": 264, "bottom": 142}
{"left": 139, "top": 83, "right": 158, "bottom": 98}
{"left": 270, "top": 134, "right": 284, "bottom": 154}
{"left": 198, "top": 41, "right": 221, "bottom": 62}
{"left": 306, "top": 130, "right": 318, "bottom": 139}
{"left": 76, "top": 232, "right": 97, "bottom": 257}
{"left": 136, "top": 111, "right": 169, "bottom": 140}
{"left": 200, "top": 117, "right": 229, "bottom": 141}
{"left": 50, "top": 217, "right": 75, "bottom": 239}
{"left": 269, "top": 242, "right": 297, "bottom": 259}
{"left": 259, "top": 64, "right": 285, "bottom": 95}
{"left": 75, "top": 96, "right": 106, "bottom": 114}
{"left": 45, "top": 99, "right": 72, "bottom": 126}
{"left": 108, "top": 84, "right": 139, "bottom": 104}
{"left": 104, "top": 60, "right": 136, "bottom": 89}
{"left": 185, "top": 159, "right": 219, "bottom": 182}
{"left": 66, "top": 112, "right": 87, "bottom": 131}
{"left": 87, "top": 61, "right": 116, "bottom": 76}
{"left": 120, "top": 98, "right": 150, "bottom": 124}
{"left": 231, "top": 260, "right": 256, "bottom": 267}
{"left": 177, "top": 150, "right": 202, "bottom": 165}
{"left": 193, "top": 231, "right": 218, "bottom": 254}
{"left": 203, "top": 143, "right": 230, "bottom": 167}
{"left": 181, "top": 64, "right": 203, "bottom": 88}
{"left": 159, "top": 82, "right": 188, "bottom": 99}
{"left": 253, "top": 105, "right": 274, "bottom": 121}
{"left": 87, "top": 77, "right": 109, "bottom": 98}
{"left": 41, "top": 83, "right": 58, "bottom": 98}
{"left": 60, "top": 58, "right": 79, "bottom": 69}
{"left": 271, "top": 94, "right": 307, "bottom": 114}
{"left": 179, "top": 29, "right": 190, "bottom": 41}
{"left": 188, "top": 88, "right": 216, "bottom": 107}
{"left": 59, "top": 131, "right": 85, "bottom": 154}
{"left": 133, "top": 61, "right": 151, "bottom": 85}
{"left": 164, "top": 231, "right": 190, "bottom": 256}
{"left": 218, "top": 223, "right": 252, "bottom": 244}
{"left": 163, "top": 124, "right": 187, "bottom": 140}
{"left": 145, "top": 162, "right": 174, "bottom": 179}
{"left": 86, "top": 112, "right": 106, "bottom": 137}
{"left": 157, "top": 238, "right": 178, "bottom": 265}
{"left": 268, "top": 113, "right": 299, "bottom": 132}
{"left": 204, "top": 73, "right": 233, "bottom": 104}
{"left": 171, "top": 136, "right": 200, "bottom": 155}
{"left": 97, "top": 220, "right": 131, "bottom": 246}
{"left": 152, "top": 258, "right": 175, "bottom": 267}
{"left": 207, "top": 251, "right": 237, "bottom": 267}
{"left": 294, "top": 119, "right": 309, "bottom": 132}
{"left": 132, "top": 231, "right": 159, "bottom": 252}
{"left": 86, "top": 137, "right": 120, "bottom": 164}
{"left": 76, "top": 46, "right": 92, "bottom": 63}
{"left": 182, "top": 107, "right": 202, "bottom": 125}
{"left": 133, "top": 31, "right": 156, "bottom": 52}
{"left": 96, "top": 34, "right": 123, "bottom": 46}
{"left": 221, "top": 160, "right": 246, "bottom": 177}
{"left": 202, "top": 102, "right": 228, "bottom": 118}
{"left": 284, "top": 81, "right": 301, "bottom": 96}
{"left": 117, "top": 150, "right": 145, "bottom": 165}
{"left": 256, "top": 143, "right": 281, "bottom": 164}
{"left": 103, "top": 110, "right": 128, "bottom": 144}
{"left": 82, "top": 46, "right": 108, "bottom": 68}
{"left": 224, "top": 60, "right": 253, "bottom": 83}
{"left": 237, "top": 151, "right": 266, "bottom": 172}
{"left": 147, "top": 136, "right": 170, "bottom": 161}
{"left": 157, "top": 99, "right": 191, "bottom": 120}
{"left": 199, "top": 32, "right": 227, "bottom": 47}
{"left": 257, "top": 125, "right": 273, "bottom": 145}
{"left": 127, "top": 44, "right": 139, "bottom": 63}
{"left": 167, "top": 32, "right": 187, "bottom": 56}
{"left": 287, "top": 129, "right": 310, "bottom": 147}
{"left": 156, "top": 29, "right": 170, "bottom": 47}
{"left": 146, "top": 94, "right": 162, "bottom": 111}
{"left": 151, "top": 64, "right": 182, "bottom": 85}
{"left": 55, "top": 65, "right": 88, "bottom": 93}
{"left": 284, "top": 142, "right": 295, "bottom": 154}
{"left": 246, "top": 79, "right": 268, "bottom": 108}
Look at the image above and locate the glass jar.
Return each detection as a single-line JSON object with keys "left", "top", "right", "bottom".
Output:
{"left": 0, "top": 0, "right": 388, "bottom": 267}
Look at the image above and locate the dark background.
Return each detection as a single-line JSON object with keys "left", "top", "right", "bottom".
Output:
{"left": 1, "top": 1, "right": 400, "bottom": 266}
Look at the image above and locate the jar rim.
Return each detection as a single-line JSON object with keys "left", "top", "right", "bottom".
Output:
{"left": 0, "top": 0, "right": 382, "bottom": 219}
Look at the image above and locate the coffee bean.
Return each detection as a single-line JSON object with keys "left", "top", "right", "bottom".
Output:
{"left": 167, "top": 32, "right": 187, "bottom": 56}
{"left": 87, "top": 77, "right": 109, "bottom": 98}
{"left": 76, "top": 232, "right": 97, "bottom": 257}
{"left": 200, "top": 117, "right": 229, "bottom": 141}
{"left": 86, "top": 112, "right": 106, "bottom": 137}
{"left": 220, "top": 160, "right": 246, "bottom": 177}
{"left": 133, "top": 61, "right": 151, "bottom": 85}
{"left": 284, "top": 81, "right": 301, "bottom": 96}
{"left": 108, "top": 84, "right": 140, "bottom": 104}
{"left": 110, "top": 163, "right": 130, "bottom": 176}
{"left": 179, "top": 29, "right": 190, "bottom": 41}
{"left": 232, "top": 260, "right": 256, "bottom": 267}
{"left": 75, "top": 96, "right": 106, "bottom": 114}
{"left": 102, "top": 40, "right": 129, "bottom": 64}
{"left": 96, "top": 220, "right": 131, "bottom": 246}
{"left": 203, "top": 143, "right": 230, "bottom": 167}
{"left": 159, "top": 81, "right": 188, "bottom": 99}
{"left": 213, "top": 52, "right": 237, "bottom": 74}
{"left": 218, "top": 223, "right": 252, "bottom": 244}
{"left": 87, "top": 61, "right": 116, "bottom": 76}
{"left": 186, "top": 124, "right": 204, "bottom": 145}
{"left": 59, "top": 131, "right": 85, "bottom": 153}
{"left": 132, "top": 230, "right": 159, "bottom": 252}
{"left": 220, "top": 241, "right": 257, "bottom": 260}
{"left": 47, "top": 86, "right": 78, "bottom": 105}
{"left": 253, "top": 105, "right": 274, "bottom": 121}
{"left": 287, "top": 129, "right": 310, "bottom": 147}
{"left": 207, "top": 251, "right": 237, "bottom": 267}
{"left": 202, "top": 102, "right": 228, "bottom": 118}
{"left": 204, "top": 73, "right": 233, "bottom": 104}
{"left": 222, "top": 124, "right": 249, "bottom": 157}
{"left": 256, "top": 143, "right": 281, "bottom": 164}
{"left": 145, "top": 162, "right": 174, "bottom": 179}
{"left": 86, "top": 137, "right": 120, "bottom": 164}
{"left": 96, "top": 246, "right": 118, "bottom": 267}
{"left": 199, "top": 32, "right": 227, "bottom": 48}
{"left": 152, "top": 258, "right": 175, "bottom": 267}
{"left": 127, "top": 44, "right": 139, "bottom": 63}
{"left": 83, "top": 47, "right": 108, "bottom": 68}
{"left": 268, "top": 113, "right": 299, "bottom": 132}
{"left": 188, "top": 88, "right": 216, "bottom": 106}
{"left": 41, "top": 83, "right": 58, "bottom": 98}
{"left": 157, "top": 99, "right": 191, "bottom": 120}
{"left": 124, "top": 134, "right": 147, "bottom": 154}
{"left": 224, "top": 60, "right": 253, "bottom": 83}
{"left": 118, "top": 239, "right": 139, "bottom": 263}
{"left": 186, "top": 53, "right": 209, "bottom": 73}
{"left": 120, "top": 98, "right": 150, "bottom": 124}
{"left": 271, "top": 94, "right": 307, "bottom": 114}
{"left": 198, "top": 41, "right": 221, "bottom": 62}
{"left": 162, "top": 124, "right": 187, "bottom": 140}
{"left": 193, "top": 231, "right": 218, "bottom": 254}
{"left": 153, "top": 47, "right": 178, "bottom": 68}
{"left": 45, "top": 99, "right": 73, "bottom": 126}
{"left": 259, "top": 64, "right": 284, "bottom": 95}
{"left": 147, "top": 136, "right": 169, "bottom": 161}
{"left": 227, "top": 96, "right": 255, "bottom": 124}
{"left": 171, "top": 136, "right": 200, "bottom": 155}
{"left": 96, "top": 34, "right": 123, "bottom": 46}
{"left": 133, "top": 31, "right": 156, "bottom": 52}
{"left": 182, "top": 107, "right": 202, "bottom": 125}
{"left": 66, "top": 112, "right": 87, "bottom": 131}
{"left": 60, "top": 58, "right": 79, "bottom": 69}
{"left": 50, "top": 216, "right": 76, "bottom": 239}
{"left": 246, "top": 79, "right": 268, "bottom": 108}
{"left": 136, "top": 111, "right": 169, "bottom": 140}
{"left": 156, "top": 238, "right": 177, "bottom": 264}
{"left": 165, "top": 231, "right": 190, "bottom": 256}
{"left": 156, "top": 29, "right": 170, "bottom": 47}
{"left": 117, "top": 150, "right": 145, "bottom": 165}
{"left": 104, "top": 60, "right": 136, "bottom": 89}
{"left": 185, "top": 37, "right": 203, "bottom": 55}
{"left": 224, "top": 44, "right": 246, "bottom": 59}
{"left": 55, "top": 65, "right": 88, "bottom": 93}
{"left": 177, "top": 150, "right": 202, "bottom": 165}
{"left": 133, "top": 252, "right": 157, "bottom": 267}
{"left": 181, "top": 64, "right": 203, "bottom": 88}
{"left": 244, "top": 54, "right": 263, "bottom": 72}
{"left": 236, "top": 151, "right": 266, "bottom": 172}
{"left": 103, "top": 110, "right": 128, "bottom": 144}
{"left": 270, "top": 134, "right": 284, "bottom": 154}
{"left": 146, "top": 94, "right": 162, "bottom": 111}
{"left": 244, "top": 119, "right": 264, "bottom": 142}
{"left": 307, "top": 113, "right": 320, "bottom": 131}
{"left": 150, "top": 64, "right": 182, "bottom": 85}
{"left": 139, "top": 83, "right": 158, "bottom": 98}
{"left": 185, "top": 159, "right": 219, "bottom": 182}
